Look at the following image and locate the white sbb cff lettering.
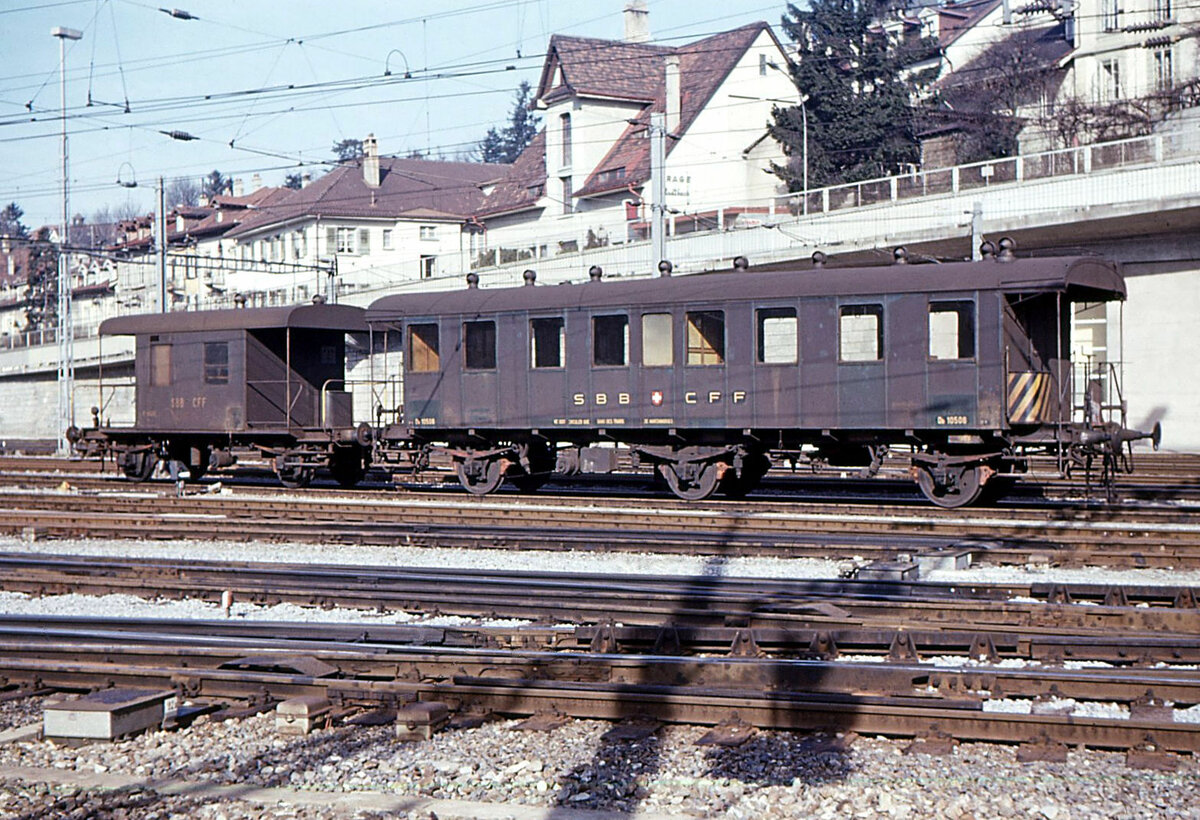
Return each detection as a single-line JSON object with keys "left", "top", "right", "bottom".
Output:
{"left": 574, "top": 391, "right": 747, "bottom": 407}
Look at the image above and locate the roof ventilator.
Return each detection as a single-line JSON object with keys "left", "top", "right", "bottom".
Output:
{"left": 811, "top": 251, "right": 827, "bottom": 268}
{"left": 589, "top": 265, "right": 603, "bottom": 282}
{"left": 523, "top": 269, "right": 536, "bottom": 286}
{"left": 893, "top": 246, "right": 908, "bottom": 264}
{"left": 466, "top": 272, "right": 479, "bottom": 289}
{"left": 658, "top": 260, "right": 673, "bottom": 277}
{"left": 997, "top": 237, "right": 1016, "bottom": 262}
{"left": 732, "top": 256, "right": 749, "bottom": 272}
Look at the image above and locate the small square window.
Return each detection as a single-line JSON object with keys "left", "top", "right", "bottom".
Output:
{"left": 150, "top": 343, "right": 171, "bottom": 386}
{"left": 839, "top": 305, "right": 883, "bottom": 362}
{"left": 464, "top": 320, "right": 496, "bottom": 370}
{"left": 408, "top": 323, "right": 440, "bottom": 372}
{"left": 641, "top": 313, "right": 673, "bottom": 367}
{"left": 686, "top": 311, "right": 725, "bottom": 366}
{"left": 203, "top": 342, "right": 229, "bottom": 384}
{"left": 531, "top": 317, "right": 564, "bottom": 368}
{"left": 757, "top": 307, "right": 797, "bottom": 364}
{"left": 593, "top": 315, "right": 629, "bottom": 366}
{"left": 929, "top": 301, "right": 975, "bottom": 360}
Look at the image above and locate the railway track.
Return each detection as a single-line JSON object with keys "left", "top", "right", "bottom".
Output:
{"left": 0, "top": 616, "right": 1196, "bottom": 759}
{"left": 0, "top": 474, "right": 1197, "bottom": 566}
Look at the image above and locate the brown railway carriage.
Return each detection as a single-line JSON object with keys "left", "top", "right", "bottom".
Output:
{"left": 70, "top": 303, "right": 370, "bottom": 488}
{"left": 367, "top": 253, "right": 1157, "bottom": 506}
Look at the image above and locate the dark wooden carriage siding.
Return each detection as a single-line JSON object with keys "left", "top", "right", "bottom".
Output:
{"left": 100, "top": 305, "right": 368, "bottom": 435}
{"left": 367, "top": 257, "right": 1125, "bottom": 441}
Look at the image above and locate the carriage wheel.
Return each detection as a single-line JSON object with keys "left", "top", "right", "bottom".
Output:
{"left": 916, "top": 463, "right": 984, "bottom": 508}
{"left": 121, "top": 450, "right": 157, "bottom": 482}
{"left": 276, "top": 464, "right": 314, "bottom": 489}
{"left": 660, "top": 459, "right": 720, "bottom": 501}
{"left": 719, "top": 453, "right": 771, "bottom": 498}
{"left": 454, "top": 457, "right": 504, "bottom": 495}
{"left": 329, "top": 446, "right": 366, "bottom": 488}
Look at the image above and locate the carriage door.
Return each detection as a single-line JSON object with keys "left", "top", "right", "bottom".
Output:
{"left": 926, "top": 299, "right": 979, "bottom": 428}
{"left": 1003, "top": 293, "right": 1061, "bottom": 425}
{"left": 460, "top": 318, "right": 499, "bottom": 426}
{"left": 527, "top": 314, "right": 567, "bottom": 427}
{"left": 837, "top": 302, "right": 886, "bottom": 427}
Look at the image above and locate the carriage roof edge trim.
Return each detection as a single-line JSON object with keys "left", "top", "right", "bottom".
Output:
{"left": 99, "top": 303, "right": 369, "bottom": 336}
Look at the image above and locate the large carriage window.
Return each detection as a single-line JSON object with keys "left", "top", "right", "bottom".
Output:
{"left": 463, "top": 321, "right": 496, "bottom": 370}
{"left": 408, "top": 323, "right": 440, "bottom": 372}
{"left": 757, "top": 307, "right": 797, "bottom": 364}
{"left": 929, "top": 301, "right": 975, "bottom": 360}
{"left": 686, "top": 310, "right": 725, "bottom": 366}
{"left": 642, "top": 313, "right": 673, "bottom": 367}
{"left": 593, "top": 314, "right": 629, "bottom": 366}
{"left": 839, "top": 305, "right": 883, "bottom": 362}
{"left": 150, "top": 343, "right": 171, "bottom": 386}
{"left": 203, "top": 342, "right": 229, "bottom": 384}
{"left": 531, "top": 317, "right": 564, "bottom": 368}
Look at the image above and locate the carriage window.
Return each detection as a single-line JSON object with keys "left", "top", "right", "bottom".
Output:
{"left": 757, "top": 307, "right": 797, "bottom": 364}
{"left": 642, "top": 313, "right": 673, "bottom": 367}
{"left": 929, "top": 301, "right": 975, "bottom": 360}
{"left": 593, "top": 314, "right": 629, "bottom": 366}
{"left": 464, "top": 321, "right": 496, "bottom": 370}
{"left": 531, "top": 317, "right": 565, "bottom": 368}
{"left": 686, "top": 310, "right": 725, "bottom": 365}
{"left": 203, "top": 342, "right": 229, "bottom": 384}
{"left": 150, "top": 343, "right": 171, "bottom": 386}
{"left": 839, "top": 305, "right": 883, "bottom": 362}
{"left": 408, "top": 323, "right": 440, "bottom": 372}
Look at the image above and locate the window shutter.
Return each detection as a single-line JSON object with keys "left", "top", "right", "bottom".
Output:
{"left": 325, "top": 227, "right": 336, "bottom": 253}
{"left": 358, "top": 228, "right": 370, "bottom": 255}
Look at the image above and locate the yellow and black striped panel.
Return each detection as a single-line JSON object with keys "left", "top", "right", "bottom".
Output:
{"left": 1007, "top": 372, "right": 1053, "bottom": 424}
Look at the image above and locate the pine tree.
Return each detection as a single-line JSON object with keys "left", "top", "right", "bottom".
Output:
{"left": 0, "top": 202, "right": 28, "bottom": 239}
{"left": 770, "top": 0, "right": 927, "bottom": 189}
{"left": 202, "top": 170, "right": 231, "bottom": 199}
{"left": 477, "top": 81, "right": 540, "bottom": 163}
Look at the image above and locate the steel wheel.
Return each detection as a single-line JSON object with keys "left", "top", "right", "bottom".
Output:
{"left": 121, "top": 450, "right": 157, "bottom": 482}
{"left": 660, "top": 460, "right": 720, "bottom": 501}
{"left": 916, "top": 464, "right": 984, "bottom": 508}
{"left": 454, "top": 458, "right": 504, "bottom": 495}
{"left": 329, "top": 446, "right": 366, "bottom": 488}
{"left": 276, "top": 465, "right": 314, "bottom": 489}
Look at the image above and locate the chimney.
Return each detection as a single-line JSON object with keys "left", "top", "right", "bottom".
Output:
{"left": 363, "top": 133, "right": 380, "bottom": 189}
{"left": 233, "top": 178, "right": 244, "bottom": 197}
{"left": 624, "top": 0, "right": 650, "bottom": 43}
{"left": 664, "top": 55, "right": 681, "bottom": 134}
{"left": 251, "top": 173, "right": 262, "bottom": 191}
{"left": 301, "top": 172, "right": 312, "bottom": 188}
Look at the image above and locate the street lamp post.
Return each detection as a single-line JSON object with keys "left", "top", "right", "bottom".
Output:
{"left": 52, "top": 25, "right": 81, "bottom": 454}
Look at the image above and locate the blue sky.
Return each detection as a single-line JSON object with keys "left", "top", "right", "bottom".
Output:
{"left": 0, "top": 0, "right": 791, "bottom": 229}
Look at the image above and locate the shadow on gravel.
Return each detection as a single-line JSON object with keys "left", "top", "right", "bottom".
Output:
{"left": 544, "top": 542, "right": 852, "bottom": 817}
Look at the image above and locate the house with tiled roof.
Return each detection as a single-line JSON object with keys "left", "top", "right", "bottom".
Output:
{"left": 474, "top": 11, "right": 798, "bottom": 274}
{"left": 219, "top": 136, "right": 502, "bottom": 300}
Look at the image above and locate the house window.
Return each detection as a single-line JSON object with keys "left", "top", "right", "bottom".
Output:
{"left": 929, "top": 301, "right": 975, "bottom": 360}
{"left": 757, "top": 307, "right": 797, "bottom": 364}
{"left": 331, "top": 226, "right": 356, "bottom": 254}
{"left": 419, "top": 225, "right": 436, "bottom": 241}
{"left": 358, "top": 228, "right": 369, "bottom": 254}
{"left": 463, "top": 320, "right": 496, "bottom": 370}
{"left": 1099, "top": 59, "right": 1121, "bottom": 101}
{"left": 420, "top": 255, "right": 436, "bottom": 279}
{"left": 593, "top": 314, "right": 629, "bottom": 366}
{"left": 839, "top": 305, "right": 883, "bottom": 362}
{"left": 759, "top": 53, "right": 768, "bottom": 76}
{"left": 408, "top": 323, "right": 440, "bottom": 373}
{"left": 150, "top": 343, "right": 171, "bottom": 386}
{"left": 1102, "top": 0, "right": 1120, "bottom": 30}
{"left": 1154, "top": 48, "right": 1174, "bottom": 92}
{"left": 686, "top": 311, "right": 725, "bottom": 366}
{"left": 292, "top": 230, "right": 307, "bottom": 259}
{"left": 382, "top": 229, "right": 393, "bottom": 250}
{"left": 204, "top": 342, "right": 229, "bottom": 384}
{"left": 531, "top": 317, "right": 565, "bottom": 368}
{"left": 561, "top": 113, "right": 572, "bottom": 167}
{"left": 641, "top": 313, "right": 673, "bottom": 367}
{"left": 561, "top": 176, "right": 573, "bottom": 215}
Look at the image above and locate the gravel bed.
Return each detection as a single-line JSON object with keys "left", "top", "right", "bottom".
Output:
{"left": 1, "top": 699, "right": 1197, "bottom": 819}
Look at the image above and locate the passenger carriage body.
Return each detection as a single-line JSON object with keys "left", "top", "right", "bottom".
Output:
{"left": 367, "top": 253, "right": 1157, "bottom": 505}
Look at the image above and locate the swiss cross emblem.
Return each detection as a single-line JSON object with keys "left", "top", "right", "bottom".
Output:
{"left": 651, "top": 390, "right": 664, "bottom": 406}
